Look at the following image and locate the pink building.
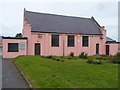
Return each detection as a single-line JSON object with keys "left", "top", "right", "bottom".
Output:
{"left": 2, "top": 9, "right": 120, "bottom": 58}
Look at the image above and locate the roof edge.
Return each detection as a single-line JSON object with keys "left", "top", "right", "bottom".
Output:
{"left": 2, "top": 36, "right": 27, "bottom": 39}
{"left": 31, "top": 31, "right": 103, "bottom": 35}
{"left": 91, "top": 16, "right": 101, "bottom": 27}
{"left": 26, "top": 10, "right": 91, "bottom": 20}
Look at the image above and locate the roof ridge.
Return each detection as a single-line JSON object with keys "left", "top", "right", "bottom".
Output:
{"left": 26, "top": 10, "right": 91, "bottom": 20}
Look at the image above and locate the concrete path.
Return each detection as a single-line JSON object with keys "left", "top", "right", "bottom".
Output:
{"left": 0, "top": 47, "right": 2, "bottom": 89}
{"left": 0, "top": 58, "right": 2, "bottom": 89}
{"left": 2, "top": 59, "right": 28, "bottom": 88}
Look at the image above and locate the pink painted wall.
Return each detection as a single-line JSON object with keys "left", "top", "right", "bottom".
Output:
{"left": 22, "top": 16, "right": 119, "bottom": 56}
{"left": 2, "top": 39, "right": 27, "bottom": 58}
{"left": 118, "top": 43, "right": 120, "bottom": 52}
{"left": 106, "top": 43, "right": 119, "bottom": 55}
{"left": 22, "top": 23, "right": 107, "bottom": 56}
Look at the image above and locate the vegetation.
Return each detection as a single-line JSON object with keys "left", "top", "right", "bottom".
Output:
{"left": 109, "top": 53, "right": 120, "bottom": 64}
{"left": 15, "top": 33, "right": 22, "bottom": 37}
{"left": 14, "top": 55, "right": 118, "bottom": 88}
{"left": 69, "top": 52, "right": 74, "bottom": 57}
{"left": 79, "top": 52, "right": 87, "bottom": 59}
{"left": 86, "top": 57, "right": 103, "bottom": 64}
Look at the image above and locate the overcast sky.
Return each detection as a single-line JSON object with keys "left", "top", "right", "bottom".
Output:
{"left": 0, "top": 0, "right": 119, "bottom": 41}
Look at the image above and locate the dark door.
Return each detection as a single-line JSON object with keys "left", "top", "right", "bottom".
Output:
{"left": 35, "top": 43, "right": 40, "bottom": 55}
{"left": 106, "top": 45, "right": 109, "bottom": 55}
{"left": 96, "top": 44, "right": 99, "bottom": 54}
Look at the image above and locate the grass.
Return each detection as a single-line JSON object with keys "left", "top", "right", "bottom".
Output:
{"left": 14, "top": 55, "right": 118, "bottom": 88}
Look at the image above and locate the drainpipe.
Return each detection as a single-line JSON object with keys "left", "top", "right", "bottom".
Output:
{"left": 26, "top": 38, "right": 28, "bottom": 55}
{"left": 63, "top": 40, "right": 65, "bottom": 56}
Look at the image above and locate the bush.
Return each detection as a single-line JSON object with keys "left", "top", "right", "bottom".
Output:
{"left": 109, "top": 56, "right": 120, "bottom": 64}
{"left": 109, "top": 53, "right": 120, "bottom": 64}
{"left": 96, "top": 56, "right": 109, "bottom": 60}
{"left": 41, "top": 55, "right": 45, "bottom": 58}
{"left": 116, "top": 52, "right": 120, "bottom": 58}
{"left": 70, "top": 52, "right": 74, "bottom": 57}
{"left": 92, "top": 60, "right": 103, "bottom": 64}
{"left": 56, "top": 59, "right": 60, "bottom": 61}
{"left": 79, "top": 52, "right": 87, "bottom": 59}
{"left": 52, "top": 57, "right": 60, "bottom": 61}
{"left": 87, "top": 57, "right": 103, "bottom": 64}
{"left": 61, "top": 56, "right": 64, "bottom": 58}
{"left": 64, "top": 61, "right": 71, "bottom": 63}
{"left": 86, "top": 60, "right": 93, "bottom": 64}
{"left": 47, "top": 55, "right": 53, "bottom": 59}
{"left": 98, "top": 60, "right": 103, "bottom": 64}
{"left": 60, "top": 60, "right": 65, "bottom": 62}
{"left": 86, "top": 57, "right": 93, "bottom": 64}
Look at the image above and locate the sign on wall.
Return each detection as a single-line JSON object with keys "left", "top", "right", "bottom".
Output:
{"left": 19, "top": 43, "right": 26, "bottom": 51}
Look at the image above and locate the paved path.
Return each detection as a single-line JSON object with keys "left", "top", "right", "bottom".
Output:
{"left": 2, "top": 59, "right": 28, "bottom": 88}
{"left": 0, "top": 47, "right": 2, "bottom": 89}
{"left": 0, "top": 58, "right": 2, "bottom": 89}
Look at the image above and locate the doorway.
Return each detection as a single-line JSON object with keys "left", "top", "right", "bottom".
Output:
{"left": 35, "top": 43, "right": 40, "bottom": 55}
{"left": 106, "top": 45, "right": 109, "bottom": 55}
{"left": 96, "top": 44, "right": 99, "bottom": 54}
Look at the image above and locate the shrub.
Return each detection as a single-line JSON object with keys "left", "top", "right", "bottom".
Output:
{"left": 47, "top": 55, "right": 53, "bottom": 59}
{"left": 67, "top": 56, "right": 73, "bottom": 59}
{"left": 70, "top": 52, "right": 74, "bottom": 57}
{"left": 92, "top": 60, "right": 103, "bottom": 64}
{"left": 41, "top": 55, "right": 45, "bottom": 58}
{"left": 61, "top": 56, "right": 64, "bottom": 58}
{"left": 64, "top": 61, "right": 71, "bottom": 63}
{"left": 86, "top": 60, "right": 93, "bottom": 64}
{"left": 96, "top": 54, "right": 109, "bottom": 60}
{"left": 98, "top": 60, "right": 103, "bottom": 64}
{"left": 96, "top": 56, "right": 109, "bottom": 60}
{"left": 96, "top": 57, "right": 102, "bottom": 60}
{"left": 86, "top": 57, "right": 93, "bottom": 64}
{"left": 116, "top": 52, "right": 120, "bottom": 58}
{"left": 87, "top": 57, "right": 103, "bottom": 64}
{"left": 109, "top": 53, "right": 120, "bottom": 64}
{"left": 72, "top": 57, "right": 78, "bottom": 60}
{"left": 52, "top": 57, "right": 56, "bottom": 60}
{"left": 79, "top": 52, "right": 87, "bottom": 59}
{"left": 52, "top": 57, "right": 61, "bottom": 61}
{"left": 109, "top": 56, "right": 120, "bottom": 64}
{"left": 61, "top": 60, "right": 65, "bottom": 62}
{"left": 56, "top": 59, "right": 60, "bottom": 61}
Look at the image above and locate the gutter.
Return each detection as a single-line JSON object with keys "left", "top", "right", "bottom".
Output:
{"left": 31, "top": 31, "right": 103, "bottom": 35}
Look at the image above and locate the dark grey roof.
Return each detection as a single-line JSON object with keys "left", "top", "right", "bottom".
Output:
{"left": 106, "top": 37, "right": 116, "bottom": 43}
{"left": 26, "top": 10, "right": 102, "bottom": 35}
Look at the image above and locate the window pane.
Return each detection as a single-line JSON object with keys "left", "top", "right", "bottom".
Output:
{"left": 82, "top": 36, "right": 89, "bottom": 46}
{"left": 68, "top": 35, "right": 74, "bottom": 47}
{"left": 52, "top": 35, "right": 59, "bottom": 47}
{"left": 8, "top": 43, "right": 18, "bottom": 52}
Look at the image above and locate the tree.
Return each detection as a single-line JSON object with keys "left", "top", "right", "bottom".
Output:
{"left": 15, "top": 33, "right": 22, "bottom": 37}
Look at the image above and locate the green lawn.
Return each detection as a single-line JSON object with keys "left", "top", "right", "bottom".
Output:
{"left": 14, "top": 55, "right": 118, "bottom": 88}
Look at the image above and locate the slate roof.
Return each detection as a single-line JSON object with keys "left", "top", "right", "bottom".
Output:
{"left": 25, "top": 10, "right": 102, "bottom": 35}
{"left": 106, "top": 37, "right": 116, "bottom": 43}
